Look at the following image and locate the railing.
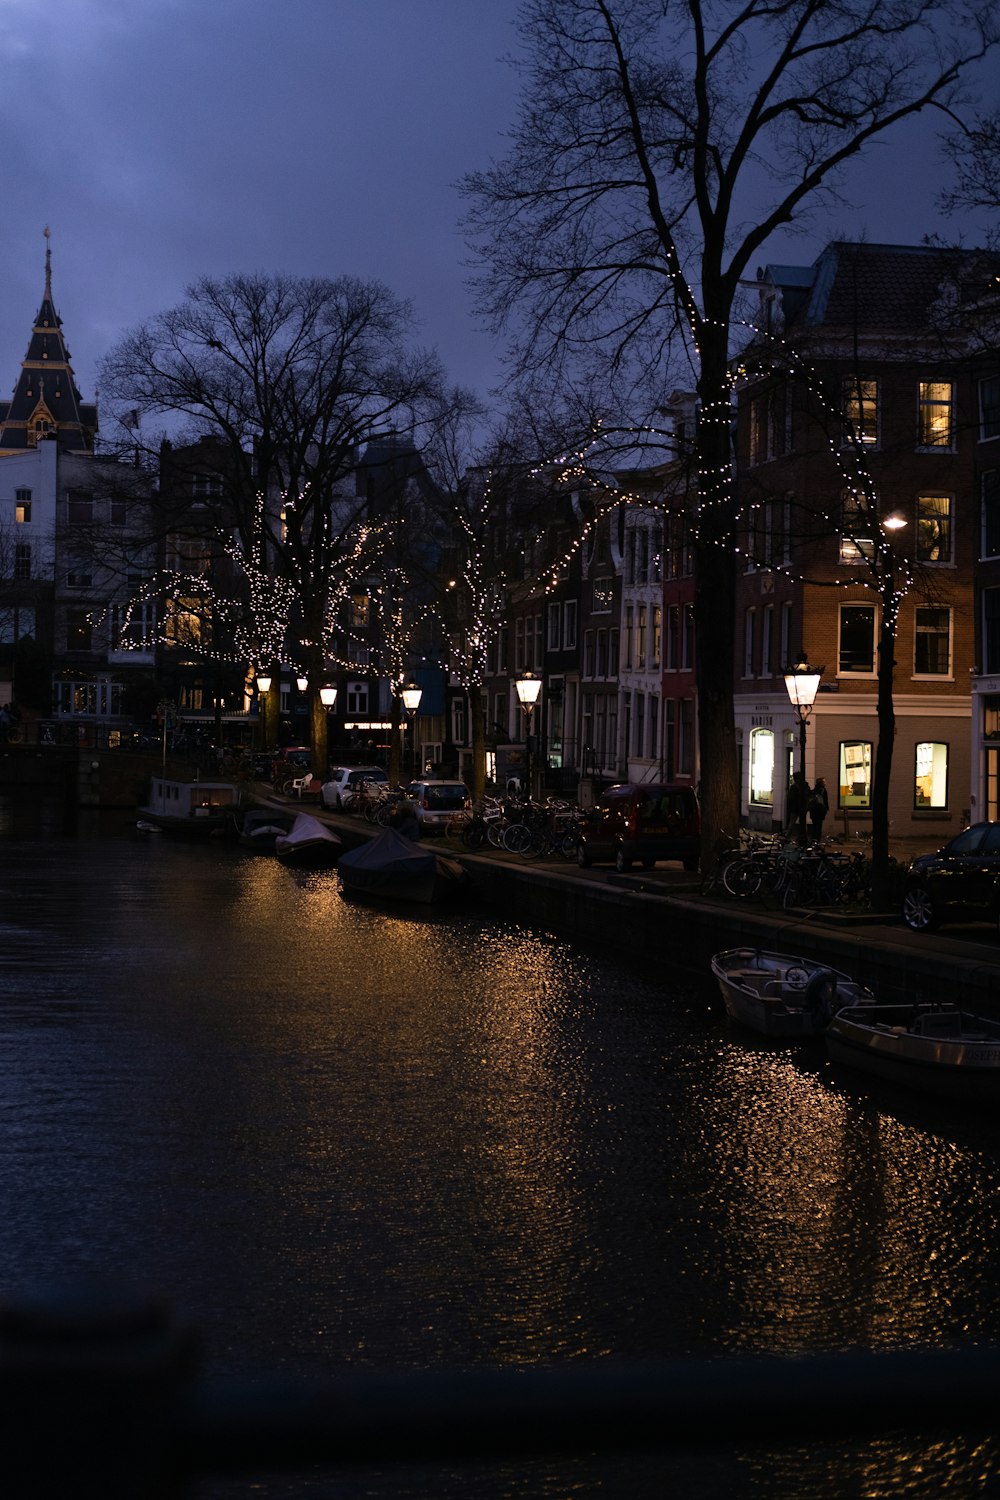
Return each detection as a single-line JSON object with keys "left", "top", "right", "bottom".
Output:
{"left": 2, "top": 1285, "right": 998, "bottom": 1495}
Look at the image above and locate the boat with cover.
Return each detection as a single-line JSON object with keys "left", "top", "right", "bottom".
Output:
{"left": 274, "top": 813, "right": 342, "bottom": 868}
{"left": 238, "top": 806, "right": 296, "bottom": 853}
{"left": 337, "top": 827, "right": 466, "bottom": 904}
{"left": 137, "top": 777, "right": 240, "bottom": 836}
{"left": 711, "top": 947, "right": 875, "bottom": 1038}
{"left": 825, "top": 1002, "right": 1000, "bottom": 1103}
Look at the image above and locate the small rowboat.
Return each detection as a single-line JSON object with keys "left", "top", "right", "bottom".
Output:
{"left": 825, "top": 1003, "right": 1000, "bottom": 1103}
{"left": 711, "top": 947, "right": 874, "bottom": 1038}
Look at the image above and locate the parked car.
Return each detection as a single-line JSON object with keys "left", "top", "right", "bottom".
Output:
{"left": 269, "top": 746, "right": 313, "bottom": 782}
{"left": 320, "top": 765, "right": 389, "bottom": 811}
{"left": 902, "top": 822, "right": 1000, "bottom": 931}
{"left": 576, "top": 783, "right": 700, "bottom": 873}
{"left": 404, "top": 779, "right": 471, "bottom": 834}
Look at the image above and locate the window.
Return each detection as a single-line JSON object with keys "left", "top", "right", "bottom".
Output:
{"left": 915, "top": 741, "right": 948, "bottom": 809}
{"left": 840, "top": 489, "right": 874, "bottom": 563}
{"left": 984, "top": 588, "right": 1000, "bottom": 675}
{"left": 665, "top": 605, "right": 679, "bottom": 670}
{"left": 351, "top": 593, "right": 369, "bottom": 628}
{"left": 14, "top": 543, "right": 30, "bottom": 581}
{"left": 514, "top": 618, "right": 525, "bottom": 672}
{"left": 749, "top": 728, "right": 774, "bottom": 807}
{"left": 562, "top": 600, "right": 577, "bottom": 651}
{"left": 596, "top": 629, "right": 608, "bottom": 677}
{"left": 637, "top": 605, "right": 646, "bottom": 668}
{"left": 624, "top": 605, "right": 634, "bottom": 668}
{"left": 743, "top": 607, "right": 756, "bottom": 677}
{"left": 67, "top": 556, "right": 93, "bottom": 587}
{"left": 67, "top": 490, "right": 93, "bottom": 523}
{"left": 980, "top": 376, "right": 1000, "bottom": 441}
{"left": 66, "top": 609, "right": 92, "bottom": 652}
{"left": 914, "top": 606, "right": 951, "bottom": 676}
{"left": 547, "top": 602, "right": 561, "bottom": 651}
{"left": 191, "top": 472, "right": 224, "bottom": 498}
{"left": 681, "top": 605, "right": 694, "bottom": 671}
{"left": 984, "top": 471, "right": 1000, "bottom": 559}
{"left": 111, "top": 603, "right": 155, "bottom": 651}
{"left": 648, "top": 694, "right": 658, "bottom": 760}
{"left": 636, "top": 529, "right": 649, "bottom": 584}
{"left": 918, "top": 380, "right": 954, "bottom": 448}
{"left": 593, "top": 576, "right": 613, "bottom": 613}
{"left": 916, "top": 495, "right": 952, "bottom": 563}
{"left": 346, "top": 681, "right": 368, "bottom": 717}
{"left": 165, "top": 598, "right": 205, "bottom": 647}
{"left": 110, "top": 496, "right": 128, "bottom": 526}
{"left": 533, "top": 614, "right": 543, "bottom": 670}
{"left": 840, "top": 740, "right": 872, "bottom": 807}
{"left": 584, "top": 630, "right": 595, "bottom": 678}
{"left": 609, "top": 628, "right": 620, "bottom": 676}
{"left": 779, "top": 601, "right": 792, "bottom": 674}
{"left": 839, "top": 604, "right": 876, "bottom": 674}
{"left": 678, "top": 699, "right": 694, "bottom": 775}
{"left": 635, "top": 692, "right": 645, "bottom": 757}
{"left": 651, "top": 606, "right": 661, "bottom": 667}
{"left": 842, "top": 377, "right": 879, "bottom": 446}
{"left": 761, "top": 604, "right": 774, "bottom": 678}
{"left": 15, "top": 489, "right": 31, "bottom": 523}
{"left": 493, "top": 693, "right": 508, "bottom": 739}
{"left": 0, "top": 607, "right": 34, "bottom": 643}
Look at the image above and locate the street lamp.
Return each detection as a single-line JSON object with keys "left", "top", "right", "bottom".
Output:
{"left": 319, "top": 684, "right": 337, "bottom": 709}
{"left": 515, "top": 670, "right": 542, "bottom": 800}
{"left": 783, "top": 654, "right": 823, "bottom": 846}
{"left": 401, "top": 679, "right": 423, "bottom": 777}
{"left": 296, "top": 674, "right": 308, "bottom": 693}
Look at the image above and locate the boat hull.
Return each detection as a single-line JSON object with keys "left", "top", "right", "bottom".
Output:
{"left": 711, "top": 948, "right": 873, "bottom": 1038}
{"left": 826, "top": 1004, "right": 1000, "bottom": 1103}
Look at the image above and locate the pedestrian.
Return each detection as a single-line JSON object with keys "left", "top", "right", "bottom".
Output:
{"left": 785, "top": 770, "right": 808, "bottom": 834}
{"left": 809, "top": 777, "right": 829, "bottom": 842}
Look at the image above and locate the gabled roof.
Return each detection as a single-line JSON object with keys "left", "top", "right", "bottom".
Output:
{"left": 758, "top": 240, "right": 1000, "bottom": 340}
{"left": 0, "top": 229, "right": 97, "bottom": 455}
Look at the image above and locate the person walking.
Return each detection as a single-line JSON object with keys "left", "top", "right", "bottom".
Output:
{"left": 809, "top": 777, "right": 829, "bottom": 842}
{"left": 785, "top": 771, "right": 808, "bottom": 835}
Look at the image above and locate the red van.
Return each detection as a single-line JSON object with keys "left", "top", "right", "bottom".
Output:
{"left": 576, "top": 783, "right": 700, "bottom": 873}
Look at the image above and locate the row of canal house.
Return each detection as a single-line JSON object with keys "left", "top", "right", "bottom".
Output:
{"left": 477, "top": 241, "right": 1000, "bottom": 845}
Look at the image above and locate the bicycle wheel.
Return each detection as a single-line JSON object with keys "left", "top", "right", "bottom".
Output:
{"left": 462, "top": 819, "right": 487, "bottom": 850}
{"left": 503, "top": 823, "right": 532, "bottom": 854}
{"left": 520, "top": 828, "right": 549, "bottom": 859}
{"left": 723, "top": 857, "right": 763, "bottom": 898}
{"left": 487, "top": 819, "right": 507, "bottom": 848}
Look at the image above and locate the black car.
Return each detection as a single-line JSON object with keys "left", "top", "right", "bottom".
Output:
{"left": 902, "top": 822, "right": 1000, "bottom": 932}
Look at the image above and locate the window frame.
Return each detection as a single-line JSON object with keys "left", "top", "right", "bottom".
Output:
{"left": 917, "top": 379, "right": 955, "bottom": 450}
{"left": 913, "top": 605, "right": 952, "bottom": 678}
{"left": 916, "top": 494, "right": 953, "bottom": 564}
{"left": 914, "top": 740, "right": 949, "bottom": 810}
{"left": 838, "top": 603, "right": 877, "bottom": 676}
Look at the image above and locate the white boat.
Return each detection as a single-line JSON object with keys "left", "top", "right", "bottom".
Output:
{"left": 137, "top": 776, "right": 240, "bottom": 836}
{"left": 826, "top": 1003, "right": 1000, "bottom": 1103}
{"left": 710, "top": 947, "right": 875, "bottom": 1038}
{"left": 238, "top": 806, "right": 296, "bottom": 853}
{"left": 337, "top": 827, "right": 467, "bottom": 904}
{"left": 274, "top": 813, "right": 342, "bottom": 868}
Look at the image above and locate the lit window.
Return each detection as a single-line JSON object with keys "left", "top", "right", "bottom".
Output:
{"left": 915, "top": 741, "right": 948, "bottom": 809}
{"left": 918, "top": 381, "right": 954, "bottom": 448}
{"left": 593, "top": 576, "right": 613, "bottom": 613}
{"left": 840, "top": 741, "right": 872, "bottom": 807}
{"left": 15, "top": 488, "right": 31, "bottom": 523}
{"left": 351, "top": 593, "right": 369, "bottom": 628}
{"left": 749, "top": 727, "right": 774, "bottom": 807}
{"left": 842, "top": 378, "right": 878, "bottom": 446}
{"left": 840, "top": 490, "right": 874, "bottom": 563}
{"left": 916, "top": 495, "right": 952, "bottom": 563}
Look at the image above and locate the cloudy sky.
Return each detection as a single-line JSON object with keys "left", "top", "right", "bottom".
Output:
{"left": 0, "top": 0, "right": 995, "bottom": 431}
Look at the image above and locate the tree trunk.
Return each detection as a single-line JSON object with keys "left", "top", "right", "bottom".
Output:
{"left": 388, "top": 693, "right": 403, "bottom": 786}
{"left": 869, "top": 604, "right": 897, "bottom": 909}
{"left": 693, "top": 333, "right": 741, "bottom": 870}
{"left": 469, "top": 683, "right": 485, "bottom": 800}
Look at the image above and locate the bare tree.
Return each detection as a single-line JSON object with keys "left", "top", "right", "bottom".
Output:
{"left": 463, "top": 0, "right": 998, "bottom": 866}
{"left": 99, "top": 273, "right": 451, "bottom": 770}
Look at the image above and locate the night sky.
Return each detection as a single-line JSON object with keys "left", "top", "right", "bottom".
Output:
{"left": 0, "top": 0, "right": 995, "bottom": 428}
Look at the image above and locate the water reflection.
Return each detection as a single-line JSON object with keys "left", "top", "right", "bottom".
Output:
{"left": 1, "top": 802, "right": 1000, "bottom": 1495}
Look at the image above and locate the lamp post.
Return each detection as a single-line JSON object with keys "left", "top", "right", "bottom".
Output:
{"left": 515, "top": 670, "right": 542, "bottom": 801}
{"left": 256, "top": 674, "right": 271, "bottom": 755}
{"left": 401, "top": 679, "right": 423, "bottom": 778}
{"left": 783, "top": 654, "right": 822, "bottom": 846}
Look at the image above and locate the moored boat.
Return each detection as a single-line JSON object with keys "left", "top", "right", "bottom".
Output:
{"left": 137, "top": 777, "right": 240, "bottom": 836}
{"left": 238, "top": 805, "right": 296, "bottom": 853}
{"left": 274, "top": 812, "right": 342, "bottom": 868}
{"left": 337, "top": 827, "right": 467, "bottom": 905}
{"left": 825, "top": 1002, "right": 1000, "bottom": 1103}
{"left": 711, "top": 947, "right": 875, "bottom": 1038}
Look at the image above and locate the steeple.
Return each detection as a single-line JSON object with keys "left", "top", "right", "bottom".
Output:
{"left": 0, "top": 228, "right": 98, "bottom": 455}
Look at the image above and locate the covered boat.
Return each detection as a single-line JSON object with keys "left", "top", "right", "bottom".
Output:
{"left": 337, "top": 827, "right": 466, "bottom": 904}
{"left": 238, "top": 806, "right": 296, "bottom": 853}
{"left": 711, "top": 947, "right": 874, "bottom": 1038}
{"left": 826, "top": 1003, "right": 1000, "bottom": 1103}
{"left": 274, "top": 813, "right": 342, "bottom": 868}
{"left": 137, "top": 777, "right": 240, "bottom": 836}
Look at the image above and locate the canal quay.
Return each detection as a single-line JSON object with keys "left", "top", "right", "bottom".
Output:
{"left": 4, "top": 784, "right": 1000, "bottom": 1498}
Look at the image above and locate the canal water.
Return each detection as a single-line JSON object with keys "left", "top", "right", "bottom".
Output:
{"left": 2, "top": 793, "right": 1000, "bottom": 1497}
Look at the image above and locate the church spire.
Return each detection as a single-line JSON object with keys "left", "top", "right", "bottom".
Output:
{"left": 0, "top": 228, "right": 98, "bottom": 455}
